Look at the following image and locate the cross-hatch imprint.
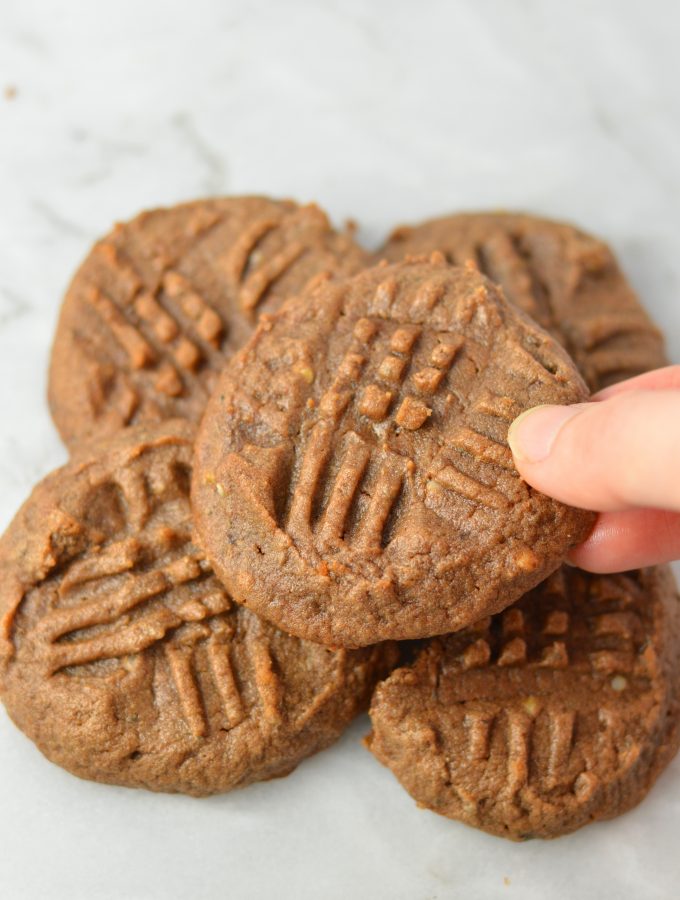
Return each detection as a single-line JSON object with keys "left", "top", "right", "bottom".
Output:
{"left": 26, "top": 459, "right": 345, "bottom": 739}
{"left": 441, "top": 226, "right": 662, "bottom": 388}
{"left": 267, "top": 275, "right": 565, "bottom": 563}
{"left": 78, "top": 211, "right": 311, "bottom": 423}
{"left": 433, "top": 571, "right": 657, "bottom": 803}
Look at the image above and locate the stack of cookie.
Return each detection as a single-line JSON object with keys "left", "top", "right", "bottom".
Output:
{"left": 0, "top": 199, "right": 677, "bottom": 840}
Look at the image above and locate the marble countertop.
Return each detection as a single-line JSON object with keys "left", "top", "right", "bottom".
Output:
{"left": 1, "top": 1, "right": 679, "bottom": 897}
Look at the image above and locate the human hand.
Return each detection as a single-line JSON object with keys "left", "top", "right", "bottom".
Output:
{"left": 507, "top": 366, "right": 680, "bottom": 572}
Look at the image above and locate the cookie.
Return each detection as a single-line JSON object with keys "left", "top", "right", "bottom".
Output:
{"left": 0, "top": 421, "right": 395, "bottom": 796}
{"left": 49, "top": 197, "right": 368, "bottom": 448}
{"left": 192, "top": 257, "right": 595, "bottom": 648}
{"left": 377, "top": 212, "right": 667, "bottom": 391}
{"left": 367, "top": 565, "right": 680, "bottom": 840}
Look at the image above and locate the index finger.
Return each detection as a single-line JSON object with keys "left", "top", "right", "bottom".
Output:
{"left": 594, "top": 365, "right": 680, "bottom": 400}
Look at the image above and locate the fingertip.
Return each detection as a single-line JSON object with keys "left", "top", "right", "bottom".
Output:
{"left": 508, "top": 403, "right": 585, "bottom": 466}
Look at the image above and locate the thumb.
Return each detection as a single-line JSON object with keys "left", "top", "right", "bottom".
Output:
{"left": 507, "top": 389, "right": 680, "bottom": 513}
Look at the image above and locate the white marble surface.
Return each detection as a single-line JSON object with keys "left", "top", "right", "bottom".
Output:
{"left": 1, "top": 1, "right": 679, "bottom": 897}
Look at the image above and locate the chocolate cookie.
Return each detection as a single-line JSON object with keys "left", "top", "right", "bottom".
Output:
{"left": 0, "top": 421, "right": 394, "bottom": 796}
{"left": 192, "top": 257, "right": 594, "bottom": 648}
{"left": 367, "top": 566, "right": 680, "bottom": 840}
{"left": 377, "top": 213, "right": 667, "bottom": 391}
{"left": 49, "top": 197, "right": 368, "bottom": 448}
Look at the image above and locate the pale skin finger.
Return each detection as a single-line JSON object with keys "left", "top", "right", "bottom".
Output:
{"left": 569, "top": 508, "right": 680, "bottom": 572}
{"left": 507, "top": 370, "right": 680, "bottom": 572}
{"left": 594, "top": 364, "right": 680, "bottom": 400}
{"left": 507, "top": 390, "right": 680, "bottom": 514}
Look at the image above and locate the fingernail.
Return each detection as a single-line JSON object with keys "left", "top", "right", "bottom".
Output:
{"left": 508, "top": 404, "right": 585, "bottom": 464}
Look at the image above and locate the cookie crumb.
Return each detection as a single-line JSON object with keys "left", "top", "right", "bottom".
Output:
{"left": 296, "top": 365, "right": 315, "bottom": 384}
{"left": 4, "top": 85, "right": 17, "bottom": 101}
{"left": 359, "top": 384, "right": 393, "bottom": 421}
{"left": 395, "top": 396, "right": 431, "bottom": 430}
{"left": 522, "top": 696, "right": 540, "bottom": 717}
{"left": 513, "top": 547, "right": 540, "bottom": 573}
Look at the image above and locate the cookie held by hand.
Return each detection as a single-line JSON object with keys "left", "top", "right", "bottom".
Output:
{"left": 193, "top": 256, "right": 595, "bottom": 647}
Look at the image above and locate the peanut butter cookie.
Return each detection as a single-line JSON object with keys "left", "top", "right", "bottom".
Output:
{"left": 193, "top": 257, "right": 594, "bottom": 647}
{"left": 378, "top": 212, "right": 666, "bottom": 391}
{"left": 0, "top": 421, "right": 394, "bottom": 795}
{"left": 49, "top": 197, "right": 367, "bottom": 448}
{"left": 367, "top": 565, "right": 680, "bottom": 840}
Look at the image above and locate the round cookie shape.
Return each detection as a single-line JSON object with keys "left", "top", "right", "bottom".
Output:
{"left": 377, "top": 212, "right": 667, "bottom": 392}
{"left": 0, "top": 421, "right": 394, "bottom": 796}
{"left": 193, "top": 257, "right": 595, "bottom": 648}
{"left": 367, "top": 565, "right": 680, "bottom": 840}
{"left": 49, "top": 196, "right": 368, "bottom": 448}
